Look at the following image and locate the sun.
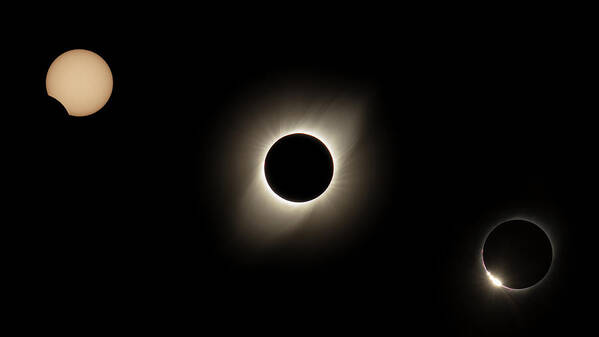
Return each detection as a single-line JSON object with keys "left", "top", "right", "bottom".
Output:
{"left": 219, "top": 81, "right": 378, "bottom": 248}
{"left": 486, "top": 271, "right": 503, "bottom": 287}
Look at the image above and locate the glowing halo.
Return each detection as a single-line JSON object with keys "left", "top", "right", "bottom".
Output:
{"left": 213, "top": 80, "right": 382, "bottom": 252}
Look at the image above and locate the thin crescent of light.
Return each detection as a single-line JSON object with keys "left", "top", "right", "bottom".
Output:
{"left": 480, "top": 215, "right": 556, "bottom": 291}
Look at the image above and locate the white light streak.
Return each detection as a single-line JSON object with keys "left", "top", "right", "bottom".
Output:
{"left": 486, "top": 271, "right": 503, "bottom": 287}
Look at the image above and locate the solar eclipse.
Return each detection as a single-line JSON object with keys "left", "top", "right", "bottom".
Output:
{"left": 482, "top": 219, "right": 553, "bottom": 290}
{"left": 18, "top": 23, "right": 588, "bottom": 337}
{"left": 209, "top": 79, "right": 385, "bottom": 252}
{"left": 264, "top": 133, "right": 334, "bottom": 203}
{"left": 46, "top": 49, "right": 113, "bottom": 117}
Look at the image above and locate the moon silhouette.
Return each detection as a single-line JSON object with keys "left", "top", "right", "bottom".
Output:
{"left": 482, "top": 219, "right": 553, "bottom": 289}
{"left": 46, "top": 49, "right": 113, "bottom": 117}
{"left": 264, "top": 133, "right": 334, "bottom": 203}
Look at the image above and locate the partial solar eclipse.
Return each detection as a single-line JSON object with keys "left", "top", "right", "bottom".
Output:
{"left": 264, "top": 133, "right": 334, "bottom": 203}
{"left": 46, "top": 49, "right": 113, "bottom": 117}
{"left": 482, "top": 219, "right": 553, "bottom": 290}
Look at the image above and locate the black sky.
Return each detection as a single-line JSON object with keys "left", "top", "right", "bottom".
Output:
{"left": 4, "top": 9, "right": 596, "bottom": 335}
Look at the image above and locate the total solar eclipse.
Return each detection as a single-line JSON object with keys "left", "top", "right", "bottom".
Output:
{"left": 482, "top": 219, "right": 553, "bottom": 289}
{"left": 264, "top": 133, "right": 334, "bottom": 203}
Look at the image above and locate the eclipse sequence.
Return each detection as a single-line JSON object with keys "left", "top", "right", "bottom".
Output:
{"left": 36, "top": 48, "right": 562, "bottom": 295}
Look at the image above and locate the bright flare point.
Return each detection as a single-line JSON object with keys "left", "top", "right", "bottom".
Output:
{"left": 486, "top": 271, "right": 503, "bottom": 287}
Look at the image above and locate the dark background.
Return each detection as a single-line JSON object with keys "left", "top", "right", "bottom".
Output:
{"left": 5, "top": 9, "right": 595, "bottom": 335}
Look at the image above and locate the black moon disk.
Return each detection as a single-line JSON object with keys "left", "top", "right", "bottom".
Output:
{"left": 264, "top": 133, "right": 334, "bottom": 203}
{"left": 482, "top": 219, "right": 553, "bottom": 289}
